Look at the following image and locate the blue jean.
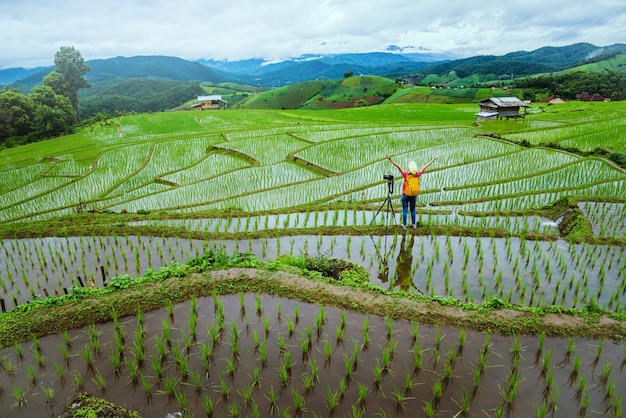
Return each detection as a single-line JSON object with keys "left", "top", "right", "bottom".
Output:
{"left": 401, "top": 193, "right": 417, "bottom": 225}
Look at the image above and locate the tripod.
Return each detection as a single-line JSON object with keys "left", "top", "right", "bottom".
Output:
{"left": 371, "top": 176, "right": 397, "bottom": 229}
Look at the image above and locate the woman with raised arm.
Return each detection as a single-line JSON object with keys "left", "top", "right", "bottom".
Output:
{"left": 387, "top": 154, "right": 440, "bottom": 230}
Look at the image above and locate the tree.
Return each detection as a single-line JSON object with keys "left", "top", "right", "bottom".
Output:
{"left": 46, "top": 46, "right": 91, "bottom": 121}
{"left": 29, "top": 85, "right": 74, "bottom": 138}
{"left": 0, "top": 87, "right": 35, "bottom": 144}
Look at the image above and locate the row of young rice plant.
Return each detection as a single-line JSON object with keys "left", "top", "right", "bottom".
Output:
{"left": 0, "top": 292, "right": 624, "bottom": 417}
{"left": 108, "top": 136, "right": 222, "bottom": 193}
{"left": 504, "top": 117, "right": 626, "bottom": 152}
{"left": 0, "top": 144, "right": 152, "bottom": 222}
{"left": 2, "top": 232, "right": 625, "bottom": 312}
{"left": 104, "top": 162, "right": 320, "bottom": 213}
{"left": 195, "top": 137, "right": 521, "bottom": 212}
{"left": 426, "top": 159, "right": 626, "bottom": 204}
{"left": 44, "top": 157, "right": 94, "bottom": 177}
{"left": 292, "top": 125, "right": 439, "bottom": 142}
{"left": 222, "top": 123, "right": 354, "bottom": 142}
{"left": 445, "top": 179, "right": 626, "bottom": 213}
{"left": 125, "top": 209, "right": 559, "bottom": 236}
{"left": 214, "top": 134, "right": 312, "bottom": 165}
{"left": 293, "top": 127, "right": 472, "bottom": 173}
{"left": 0, "top": 164, "right": 49, "bottom": 194}
{"left": 160, "top": 153, "right": 250, "bottom": 186}
{"left": 578, "top": 202, "right": 626, "bottom": 238}
{"left": 0, "top": 178, "right": 71, "bottom": 212}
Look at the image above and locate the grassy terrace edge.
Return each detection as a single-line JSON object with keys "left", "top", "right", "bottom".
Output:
{"left": 0, "top": 245, "right": 625, "bottom": 349}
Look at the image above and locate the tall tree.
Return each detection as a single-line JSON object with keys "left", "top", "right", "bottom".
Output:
{"left": 0, "top": 87, "right": 35, "bottom": 144}
{"left": 45, "top": 46, "right": 91, "bottom": 121}
{"left": 29, "top": 85, "right": 74, "bottom": 138}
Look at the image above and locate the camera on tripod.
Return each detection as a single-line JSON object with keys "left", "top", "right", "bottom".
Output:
{"left": 370, "top": 174, "right": 396, "bottom": 228}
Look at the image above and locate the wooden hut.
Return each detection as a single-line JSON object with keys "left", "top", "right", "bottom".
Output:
{"left": 475, "top": 97, "right": 529, "bottom": 121}
{"left": 191, "top": 95, "right": 227, "bottom": 110}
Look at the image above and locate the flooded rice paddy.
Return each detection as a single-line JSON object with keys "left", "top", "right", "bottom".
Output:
{"left": 1, "top": 233, "right": 625, "bottom": 313}
{"left": 0, "top": 294, "right": 624, "bottom": 417}
{"left": 0, "top": 209, "right": 624, "bottom": 416}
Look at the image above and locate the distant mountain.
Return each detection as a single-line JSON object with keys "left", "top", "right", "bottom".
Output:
{"left": 4, "top": 43, "right": 626, "bottom": 91}
{"left": 0, "top": 66, "right": 49, "bottom": 85}
{"left": 6, "top": 55, "right": 229, "bottom": 93}
{"left": 415, "top": 43, "right": 626, "bottom": 79}
{"left": 86, "top": 55, "right": 228, "bottom": 83}
{"left": 198, "top": 51, "right": 455, "bottom": 85}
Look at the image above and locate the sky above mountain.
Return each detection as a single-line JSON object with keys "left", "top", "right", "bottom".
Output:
{"left": 1, "top": 0, "right": 625, "bottom": 69}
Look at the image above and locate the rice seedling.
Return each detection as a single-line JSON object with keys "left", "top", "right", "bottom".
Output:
{"left": 599, "top": 362, "right": 612, "bottom": 388}
{"left": 31, "top": 335, "right": 41, "bottom": 353}
{"left": 326, "top": 385, "right": 340, "bottom": 413}
{"left": 127, "top": 357, "right": 139, "bottom": 384}
{"left": 27, "top": 364, "right": 37, "bottom": 386}
{"left": 73, "top": 371, "right": 84, "bottom": 391}
{"left": 175, "top": 389, "right": 187, "bottom": 413}
{"left": 149, "top": 355, "right": 163, "bottom": 381}
{"left": 87, "top": 323, "right": 101, "bottom": 354}
{"left": 255, "top": 293, "right": 262, "bottom": 316}
{"left": 291, "top": 386, "right": 305, "bottom": 415}
{"left": 258, "top": 339, "right": 268, "bottom": 367}
{"left": 263, "top": 316, "right": 271, "bottom": 336}
{"left": 432, "top": 380, "right": 443, "bottom": 402}
{"left": 188, "top": 311, "right": 197, "bottom": 340}
{"left": 154, "top": 334, "right": 167, "bottom": 362}
{"left": 423, "top": 400, "right": 436, "bottom": 418}
{"left": 163, "top": 376, "right": 177, "bottom": 398}
{"left": 133, "top": 330, "right": 146, "bottom": 365}
{"left": 162, "top": 319, "right": 172, "bottom": 347}
{"left": 109, "top": 350, "right": 122, "bottom": 376}
{"left": 265, "top": 385, "right": 279, "bottom": 414}
{"left": 11, "top": 386, "right": 28, "bottom": 409}
{"left": 315, "top": 305, "right": 326, "bottom": 334}
{"left": 12, "top": 343, "right": 24, "bottom": 360}
{"left": 287, "top": 318, "right": 295, "bottom": 336}
{"left": 189, "top": 369, "right": 203, "bottom": 393}
{"left": 336, "top": 324, "right": 346, "bottom": 342}
{"left": 392, "top": 385, "right": 409, "bottom": 411}
{"left": 33, "top": 348, "right": 46, "bottom": 368}
{"left": 373, "top": 359, "right": 383, "bottom": 387}
{"left": 202, "top": 394, "right": 214, "bottom": 416}
{"left": 53, "top": 360, "right": 65, "bottom": 381}
{"left": 81, "top": 344, "right": 93, "bottom": 371}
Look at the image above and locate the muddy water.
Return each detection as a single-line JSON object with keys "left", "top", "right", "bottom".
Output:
{"left": 0, "top": 295, "right": 624, "bottom": 417}
{"left": 1, "top": 235, "right": 625, "bottom": 313}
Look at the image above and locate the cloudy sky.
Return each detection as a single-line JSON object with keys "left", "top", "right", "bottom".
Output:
{"left": 1, "top": 0, "right": 625, "bottom": 69}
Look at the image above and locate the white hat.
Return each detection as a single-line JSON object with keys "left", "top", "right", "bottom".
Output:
{"left": 408, "top": 161, "right": 418, "bottom": 174}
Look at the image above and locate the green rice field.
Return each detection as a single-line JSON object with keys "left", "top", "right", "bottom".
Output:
{"left": 0, "top": 101, "right": 625, "bottom": 417}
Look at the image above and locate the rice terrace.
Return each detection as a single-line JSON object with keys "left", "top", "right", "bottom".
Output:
{"left": 0, "top": 100, "right": 625, "bottom": 417}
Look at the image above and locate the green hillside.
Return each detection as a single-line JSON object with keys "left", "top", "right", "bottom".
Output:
{"left": 559, "top": 54, "right": 626, "bottom": 74}
{"left": 239, "top": 76, "right": 401, "bottom": 110}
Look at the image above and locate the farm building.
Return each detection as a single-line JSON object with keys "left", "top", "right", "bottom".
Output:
{"left": 538, "top": 96, "right": 567, "bottom": 104}
{"left": 475, "top": 97, "right": 529, "bottom": 121}
{"left": 575, "top": 92, "right": 607, "bottom": 102}
{"left": 191, "top": 95, "right": 227, "bottom": 110}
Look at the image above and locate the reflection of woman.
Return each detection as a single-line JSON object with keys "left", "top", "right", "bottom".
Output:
{"left": 395, "top": 233, "right": 416, "bottom": 291}
{"left": 387, "top": 154, "right": 440, "bottom": 230}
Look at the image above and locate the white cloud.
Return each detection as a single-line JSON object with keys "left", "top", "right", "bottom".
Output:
{"left": 0, "top": 0, "right": 624, "bottom": 68}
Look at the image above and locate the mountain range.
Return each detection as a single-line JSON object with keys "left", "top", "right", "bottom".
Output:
{"left": 3, "top": 42, "right": 626, "bottom": 92}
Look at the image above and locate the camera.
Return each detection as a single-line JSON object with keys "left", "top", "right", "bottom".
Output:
{"left": 383, "top": 174, "right": 394, "bottom": 181}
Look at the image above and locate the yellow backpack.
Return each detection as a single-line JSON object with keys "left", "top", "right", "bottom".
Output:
{"left": 404, "top": 174, "right": 420, "bottom": 196}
